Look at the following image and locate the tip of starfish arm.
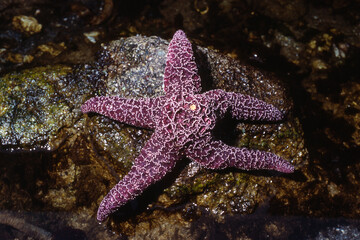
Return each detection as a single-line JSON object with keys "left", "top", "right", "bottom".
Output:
{"left": 274, "top": 109, "right": 285, "bottom": 121}
{"left": 97, "top": 203, "right": 111, "bottom": 222}
{"left": 81, "top": 97, "right": 97, "bottom": 113}
{"left": 80, "top": 104, "right": 88, "bottom": 113}
{"left": 268, "top": 105, "right": 285, "bottom": 121}
{"left": 97, "top": 213, "right": 107, "bottom": 222}
{"left": 173, "top": 29, "right": 186, "bottom": 39}
{"left": 278, "top": 161, "right": 295, "bottom": 173}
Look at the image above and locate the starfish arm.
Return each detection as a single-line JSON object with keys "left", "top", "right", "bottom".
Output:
{"left": 226, "top": 92, "right": 284, "bottom": 121}
{"left": 185, "top": 135, "right": 294, "bottom": 173}
{"left": 81, "top": 96, "right": 160, "bottom": 129}
{"left": 164, "top": 30, "right": 201, "bottom": 95}
{"left": 96, "top": 133, "right": 179, "bottom": 221}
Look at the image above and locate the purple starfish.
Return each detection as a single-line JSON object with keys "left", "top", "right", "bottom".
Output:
{"left": 81, "top": 30, "right": 294, "bottom": 222}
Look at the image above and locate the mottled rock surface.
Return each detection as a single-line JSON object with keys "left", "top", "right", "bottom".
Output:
{"left": 0, "top": 210, "right": 119, "bottom": 240}
{"left": 0, "top": 65, "right": 93, "bottom": 151}
{"left": 0, "top": 66, "right": 76, "bottom": 151}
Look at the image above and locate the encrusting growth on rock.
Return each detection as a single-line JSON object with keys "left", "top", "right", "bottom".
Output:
{"left": 81, "top": 30, "right": 294, "bottom": 222}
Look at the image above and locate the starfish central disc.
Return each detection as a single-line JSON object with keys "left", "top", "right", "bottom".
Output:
{"left": 189, "top": 104, "right": 197, "bottom": 111}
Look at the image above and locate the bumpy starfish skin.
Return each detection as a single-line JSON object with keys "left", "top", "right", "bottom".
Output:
{"left": 81, "top": 30, "right": 294, "bottom": 222}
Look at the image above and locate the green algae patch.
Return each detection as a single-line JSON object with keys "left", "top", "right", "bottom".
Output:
{"left": 0, "top": 65, "right": 84, "bottom": 151}
{"left": 166, "top": 175, "right": 218, "bottom": 198}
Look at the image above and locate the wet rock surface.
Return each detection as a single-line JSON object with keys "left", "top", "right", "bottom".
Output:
{"left": 0, "top": 65, "right": 84, "bottom": 151}
{"left": 0, "top": 0, "right": 359, "bottom": 239}
{"left": 0, "top": 210, "right": 118, "bottom": 240}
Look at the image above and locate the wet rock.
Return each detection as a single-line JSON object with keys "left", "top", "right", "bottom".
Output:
{"left": 189, "top": 214, "right": 360, "bottom": 239}
{"left": 0, "top": 210, "right": 119, "bottom": 240}
{"left": 302, "top": 66, "right": 360, "bottom": 149}
{"left": 12, "top": 15, "right": 42, "bottom": 35}
{"left": 0, "top": 1, "right": 358, "bottom": 239}
{"left": 99, "top": 35, "right": 167, "bottom": 98}
{"left": 37, "top": 42, "right": 67, "bottom": 57}
{"left": 315, "top": 224, "right": 360, "bottom": 240}
{"left": 0, "top": 1, "right": 101, "bottom": 73}
{"left": 251, "top": 0, "right": 307, "bottom": 22}
{"left": 0, "top": 65, "right": 89, "bottom": 151}
{"left": 229, "top": 3, "right": 359, "bottom": 75}
{"left": 159, "top": 1, "right": 208, "bottom": 32}
{"left": 5, "top": 52, "right": 34, "bottom": 64}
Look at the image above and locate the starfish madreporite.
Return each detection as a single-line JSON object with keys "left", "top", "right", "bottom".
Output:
{"left": 81, "top": 30, "right": 294, "bottom": 222}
